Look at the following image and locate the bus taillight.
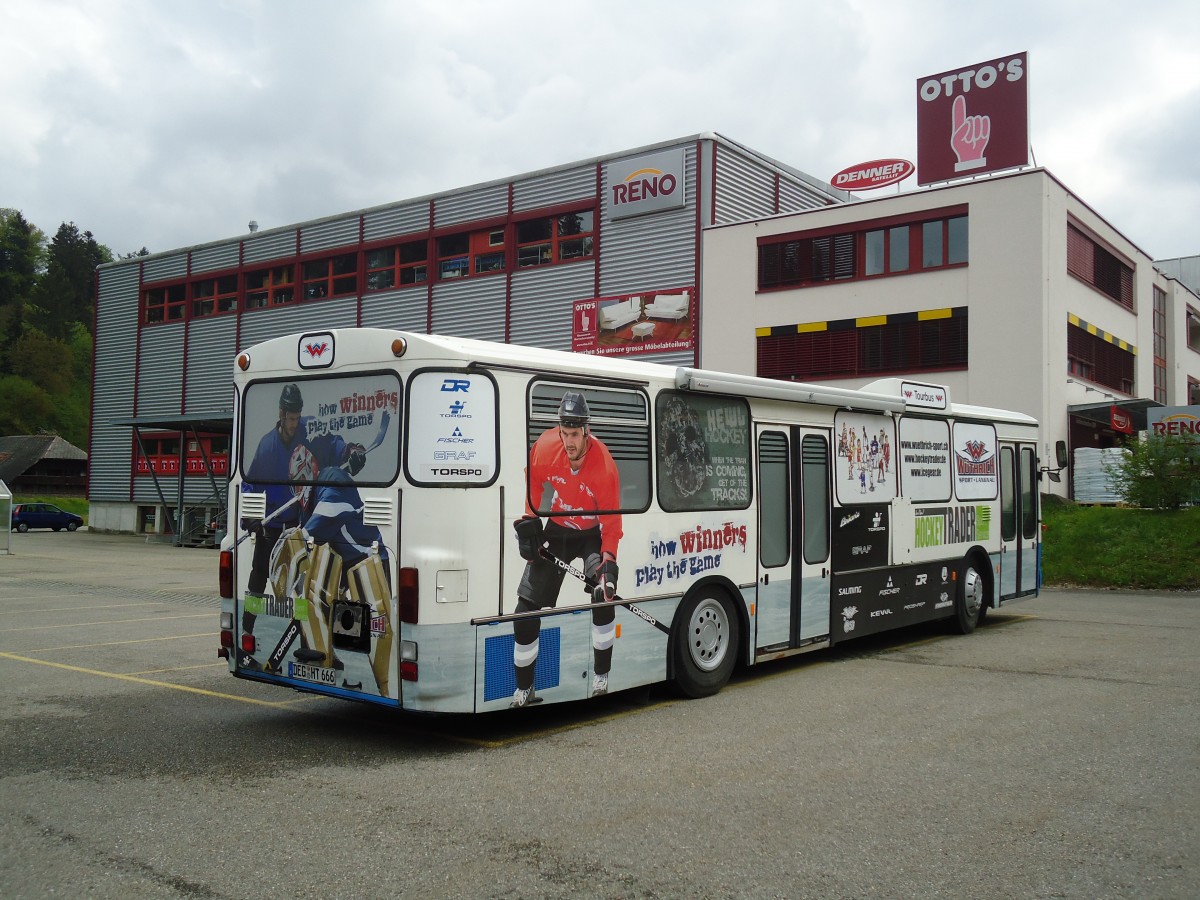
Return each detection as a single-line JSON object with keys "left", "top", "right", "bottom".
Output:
{"left": 398, "top": 567, "right": 419, "bottom": 624}
{"left": 219, "top": 550, "right": 234, "bottom": 599}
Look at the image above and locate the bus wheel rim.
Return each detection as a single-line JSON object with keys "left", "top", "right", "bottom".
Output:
{"left": 963, "top": 566, "right": 982, "bottom": 619}
{"left": 689, "top": 598, "right": 728, "bottom": 672}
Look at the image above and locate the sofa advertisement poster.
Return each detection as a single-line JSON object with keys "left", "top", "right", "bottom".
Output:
{"left": 572, "top": 287, "right": 695, "bottom": 357}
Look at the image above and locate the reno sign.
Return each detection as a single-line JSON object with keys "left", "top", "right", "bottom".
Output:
{"left": 607, "top": 149, "right": 686, "bottom": 220}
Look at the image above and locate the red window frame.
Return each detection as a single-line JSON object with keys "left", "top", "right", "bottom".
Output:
{"left": 757, "top": 313, "right": 968, "bottom": 381}
{"left": 514, "top": 208, "right": 595, "bottom": 268}
{"left": 301, "top": 252, "right": 358, "bottom": 300}
{"left": 1067, "top": 221, "right": 1134, "bottom": 311}
{"left": 757, "top": 205, "right": 968, "bottom": 291}
{"left": 244, "top": 265, "right": 295, "bottom": 309}
{"left": 191, "top": 273, "right": 239, "bottom": 319}
{"left": 1067, "top": 322, "right": 1135, "bottom": 394}
{"left": 143, "top": 283, "right": 187, "bottom": 324}
{"left": 365, "top": 238, "right": 429, "bottom": 292}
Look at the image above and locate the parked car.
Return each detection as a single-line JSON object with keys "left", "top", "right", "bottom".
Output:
{"left": 11, "top": 503, "right": 84, "bottom": 532}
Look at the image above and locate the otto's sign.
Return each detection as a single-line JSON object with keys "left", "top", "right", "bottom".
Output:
{"left": 831, "top": 159, "right": 914, "bottom": 191}
{"left": 916, "top": 52, "right": 1029, "bottom": 185}
{"left": 607, "top": 149, "right": 686, "bottom": 220}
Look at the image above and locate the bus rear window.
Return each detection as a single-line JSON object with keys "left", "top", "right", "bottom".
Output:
{"left": 240, "top": 373, "right": 401, "bottom": 487}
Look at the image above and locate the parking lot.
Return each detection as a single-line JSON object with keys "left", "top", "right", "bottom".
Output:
{"left": 1, "top": 530, "right": 1197, "bottom": 899}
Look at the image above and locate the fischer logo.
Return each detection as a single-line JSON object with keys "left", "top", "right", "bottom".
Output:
{"left": 879, "top": 576, "right": 900, "bottom": 597}
{"left": 841, "top": 606, "right": 859, "bottom": 632}
{"left": 436, "top": 427, "right": 474, "bottom": 444}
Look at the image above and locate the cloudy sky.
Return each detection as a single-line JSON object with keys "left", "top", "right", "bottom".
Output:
{"left": 3, "top": 0, "right": 1198, "bottom": 261}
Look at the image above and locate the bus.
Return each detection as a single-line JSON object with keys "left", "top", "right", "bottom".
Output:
{"left": 218, "top": 328, "right": 1043, "bottom": 713}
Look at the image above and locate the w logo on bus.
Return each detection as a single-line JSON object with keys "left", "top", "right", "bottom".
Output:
{"left": 962, "top": 439, "right": 988, "bottom": 461}
{"left": 298, "top": 332, "right": 335, "bottom": 368}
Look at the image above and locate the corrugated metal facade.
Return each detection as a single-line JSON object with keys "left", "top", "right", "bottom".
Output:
{"left": 91, "top": 265, "right": 140, "bottom": 501}
{"left": 364, "top": 203, "right": 429, "bottom": 242}
{"left": 360, "top": 286, "right": 429, "bottom": 332}
{"left": 186, "top": 316, "right": 237, "bottom": 411}
{"left": 191, "top": 242, "right": 240, "bottom": 275}
{"left": 431, "top": 277, "right": 507, "bottom": 342}
{"left": 91, "top": 135, "right": 844, "bottom": 520}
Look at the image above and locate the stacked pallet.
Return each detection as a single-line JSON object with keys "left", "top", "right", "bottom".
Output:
{"left": 1073, "top": 447, "right": 1128, "bottom": 504}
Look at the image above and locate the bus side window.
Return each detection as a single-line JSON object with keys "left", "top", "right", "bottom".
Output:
{"left": 1001, "top": 447, "right": 1016, "bottom": 542}
{"left": 1020, "top": 447, "right": 1037, "bottom": 539}
{"left": 758, "top": 431, "right": 789, "bottom": 568}
{"left": 801, "top": 435, "right": 829, "bottom": 564}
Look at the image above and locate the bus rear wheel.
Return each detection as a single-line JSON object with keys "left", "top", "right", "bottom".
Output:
{"left": 952, "top": 557, "right": 985, "bottom": 635}
{"left": 671, "top": 590, "right": 738, "bottom": 698}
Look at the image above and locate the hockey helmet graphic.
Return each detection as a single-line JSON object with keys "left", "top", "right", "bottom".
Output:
{"left": 557, "top": 391, "right": 590, "bottom": 428}
{"left": 279, "top": 383, "right": 304, "bottom": 413}
{"left": 288, "top": 443, "right": 318, "bottom": 503}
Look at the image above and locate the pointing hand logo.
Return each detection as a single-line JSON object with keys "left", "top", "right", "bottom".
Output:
{"left": 951, "top": 94, "right": 990, "bottom": 172}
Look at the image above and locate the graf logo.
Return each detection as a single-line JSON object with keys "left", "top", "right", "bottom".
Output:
{"left": 303, "top": 341, "right": 329, "bottom": 358}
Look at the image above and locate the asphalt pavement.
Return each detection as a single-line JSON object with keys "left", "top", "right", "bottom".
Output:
{"left": 0, "top": 530, "right": 1196, "bottom": 899}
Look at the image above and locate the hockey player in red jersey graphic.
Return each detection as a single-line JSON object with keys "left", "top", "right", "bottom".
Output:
{"left": 510, "top": 391, "right": 622, "bottom": 708}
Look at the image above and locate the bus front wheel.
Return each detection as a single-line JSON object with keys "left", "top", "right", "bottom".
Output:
{"left": 952, "top": 557, "right": 985, "bottom": 635}
{"left": 671, "top": 590, "right": 738, "bottom": 698}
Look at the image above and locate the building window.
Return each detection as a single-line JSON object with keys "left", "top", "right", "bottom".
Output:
{"left": 759, "top": 208, "right": 967, "bottom": 290}
{"left": 1152, "top": 287, "right": 1167, "bottom": 404}
{"left": 1188, "top": 307, "right": 1200, "bottom": 354}
{"left": 302, "top": 252, "right": 357, "bottom": 300}
{"left": 1067, "top": 223, "right": 1134, "bottom": 310}
{"left": 515, "top": 210, "right": 595, "bottom": 268}
{"left": 191, "top": 275, "right": 238, "bottom": 318}
{"left": 244, "top": 265, "right": 295, "bottom": 308}
{"left": 366, "top": 239, "right": 429, "bottom": 291}
{"left": 1067, "top": 322, "right": 1134, "bottom": 394}
{"left": 144, "top": 283, "right": 186, "bottom": 323}
{"left": 756, "top": 312, "right": 968, "bottom": 381}
{"left": 1190, "top": 377, "right": 1200, "bottom": 405}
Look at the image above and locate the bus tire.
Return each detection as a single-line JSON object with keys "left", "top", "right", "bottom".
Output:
{"left": 671, "top": 589, "right": 738, "bottom": 698}
{"left": 952, "top": 556, "right": 986, "bottom": 635}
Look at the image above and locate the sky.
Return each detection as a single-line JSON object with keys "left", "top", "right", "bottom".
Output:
{"left": 3, "top": 0, "right": 1199, "bottom": 261}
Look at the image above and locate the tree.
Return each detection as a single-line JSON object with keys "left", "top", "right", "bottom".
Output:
{"left": 1104, "top": 434, "right": 1200, "bottom": 509}
{"left": 29, "top": 222, "right": 111, "bottom": 340}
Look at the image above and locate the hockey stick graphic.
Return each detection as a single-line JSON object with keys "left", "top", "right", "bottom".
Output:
{"left": 537, "top": 546, "right": 670, "bottom": 635}
{"left": 235, "top": 408, "right": 392, "bottom": 546}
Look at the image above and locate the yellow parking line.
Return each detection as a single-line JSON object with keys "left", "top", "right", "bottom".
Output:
{"left": 0, "top": 602, "right": 164, "bottom": 615}
{"left": 13, "top": 632, "right": 217, "bottom": 653}
{"left": 5, "top": 613, "right": 213, "bottom": 632}
{"left": 0, "top": 651, "right": 295, "bottom": 708}
{"left": 127, "top": 662, "right": 228, "bottom": 675}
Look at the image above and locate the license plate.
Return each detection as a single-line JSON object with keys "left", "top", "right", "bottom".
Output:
{"left": 288, "top": 662, "right": 337, "bottom": 685}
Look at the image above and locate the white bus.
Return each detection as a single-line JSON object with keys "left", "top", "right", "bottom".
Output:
{"left": 218, "top": 328, "right": 1043, "bottom": 712}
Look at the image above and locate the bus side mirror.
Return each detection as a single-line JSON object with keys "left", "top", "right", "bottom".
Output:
{"left": 1055, "top": 441, "right": 1068, "bottom": 468}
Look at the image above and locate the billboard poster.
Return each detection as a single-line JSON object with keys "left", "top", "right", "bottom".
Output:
{"left": 832, "top": 562, "right": 955, "bottom": 642}
{"left": 951, "top": 422, "right": 999, "bottom": 500}
{"left": 571, "top": 287, "right": 695, "bottom": 358}
{"left": 898, "top": 417, "right": 952, "bottom": 502}
{"left": 916, "top": 52, "right": 1029, "bottom": 185}
{"left": 834, "top": 412, "right": 897, "bottom": 504}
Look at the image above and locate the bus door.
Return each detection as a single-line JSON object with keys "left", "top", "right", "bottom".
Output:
{"left": 999, "top": 443, "right": 1039, "bottom": 599}
{"left": 755, "top": 425, "right": 832, "bottom": 655}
